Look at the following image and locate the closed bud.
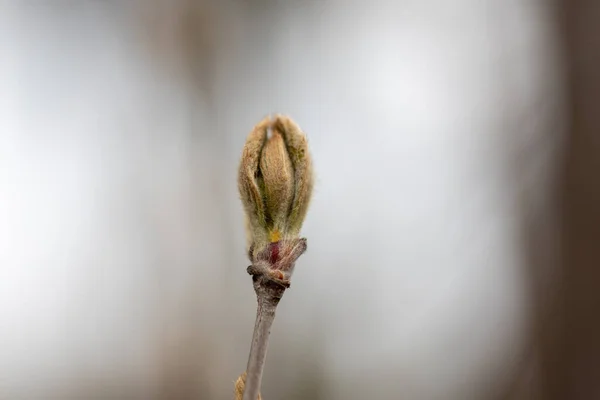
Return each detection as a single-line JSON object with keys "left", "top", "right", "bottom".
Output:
{"left": 238, "top": 115, "right": 314, "bottom": 257}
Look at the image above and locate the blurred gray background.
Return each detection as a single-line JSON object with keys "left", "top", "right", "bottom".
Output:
{"left": 1, "top": 1, "right": 597, "bottom": 399}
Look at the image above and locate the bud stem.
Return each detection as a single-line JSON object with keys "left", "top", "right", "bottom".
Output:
{"left": 242, "top": 275, "right": 287, "bottom": 400}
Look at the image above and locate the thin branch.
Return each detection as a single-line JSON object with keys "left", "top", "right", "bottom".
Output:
{"left": 241, "top": 238, "right": 307, "bottom": 400}
{"left": 242, "top": 274, "right": 286, "bottom": 400}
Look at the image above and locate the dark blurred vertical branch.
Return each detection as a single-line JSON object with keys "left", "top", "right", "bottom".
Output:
{"left": 504, "top": 1, "right": 600, "bottom": 398}
{"left": 519, "top": 1, "right": 600, "bottom": 399}
{"left": 135, "top": 1, "right": 240, "bottom": 398}
{"left": 554, "top": 0, "right": 600, "bottom": 398}
{"left": 177, "top": 0, "right": 241, "bottom": 279}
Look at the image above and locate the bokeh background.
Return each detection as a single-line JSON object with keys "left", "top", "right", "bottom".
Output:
{"left": 1, "top": 1, "right": 598, "bottom": 399}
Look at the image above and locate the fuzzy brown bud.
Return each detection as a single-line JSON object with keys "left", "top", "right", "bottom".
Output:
{"left": 238, "top": 115, "right": 314, "bottom": 257}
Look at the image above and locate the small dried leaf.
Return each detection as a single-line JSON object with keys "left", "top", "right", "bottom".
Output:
{"left": 234, "top": 372, "right": 262, "bottom": 400}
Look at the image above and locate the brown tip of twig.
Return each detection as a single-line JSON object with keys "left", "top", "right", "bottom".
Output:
{"left": 235, "top": 372, "right": 262, "bottom": 400}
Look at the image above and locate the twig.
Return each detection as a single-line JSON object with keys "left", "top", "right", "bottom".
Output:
{"left": 236, "top": 115, "right": 313, "bottom": 399}
{"left": 241, "top": 273, "right": 285, "bottom": 400}
{"left": 242, "top": 239, "right": 307, "bottom": 400}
